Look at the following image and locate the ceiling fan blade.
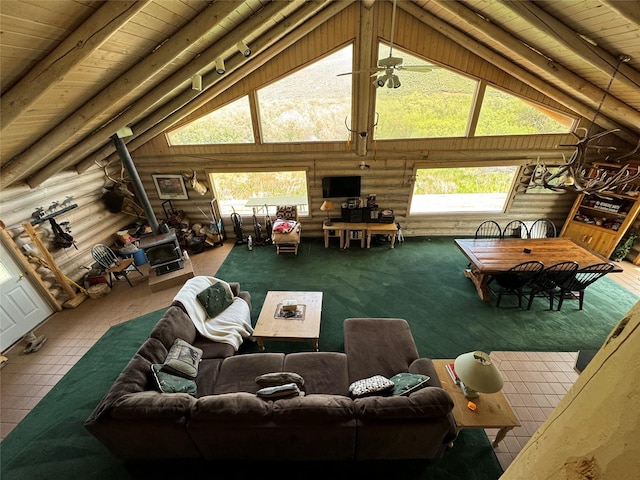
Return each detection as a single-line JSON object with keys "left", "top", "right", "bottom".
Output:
{"left": 398, "top": 65, "right": 435, "bottom": 72}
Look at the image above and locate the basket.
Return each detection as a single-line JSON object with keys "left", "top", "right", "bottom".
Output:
{"left": 87, "top": 283, "right": 111, "bottom": 299}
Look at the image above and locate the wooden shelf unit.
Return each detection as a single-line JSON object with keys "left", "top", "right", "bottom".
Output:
{"left": 560, "top": 163, "right": 640, "bottom": 258}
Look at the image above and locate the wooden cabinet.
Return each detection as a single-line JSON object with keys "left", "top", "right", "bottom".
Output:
{"left": 560, "top": 163, "right": 640, "bottom": 258}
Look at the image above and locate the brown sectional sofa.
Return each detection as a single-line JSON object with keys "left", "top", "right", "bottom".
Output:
{"left": 85, "top": 283, "right": 457, "bottom": 461}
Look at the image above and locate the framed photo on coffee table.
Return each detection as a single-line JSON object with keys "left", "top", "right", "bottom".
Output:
{"left": 152, "top": 174, "right": 188, "bottom": 200}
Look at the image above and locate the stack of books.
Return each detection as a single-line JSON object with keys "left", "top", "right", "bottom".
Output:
{"left": 445, "top": 362, "right": 460, "bottom": 385}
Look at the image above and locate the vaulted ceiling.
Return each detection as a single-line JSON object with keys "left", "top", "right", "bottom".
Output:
{"left": 1, "top": 0, "right": 639, "bottom": 191}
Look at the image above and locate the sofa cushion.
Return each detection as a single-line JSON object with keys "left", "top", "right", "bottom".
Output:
{"left": 284, "top": 352, "right": 349, "bottom": 395}
{"left": 344, "top": 318, "right": 419, "bottom": 383}
{"left": 196, "top": 281, "right": 234, "bottom": 318}
{"left": 192, "top": 335, "right": 236, "bottom": 359}
{"left": 349, "top": 375, "right": 394, "bottom": 398}
{"left": 148, "top": 306, "right": 197, "bottom": 350}
{"left": 110, "top": 391, "right": 196, "bottom": 419}
{"left": 271, "top": 394, "right": 354, "bottom": 422}
{"left": 214, "top": 353, "right": 285, "bottom": 394}
{"left": 191, "top": 392, "right": 272, "bottom": 422}
{"left": 353, "top": 387, "right": 454, "bottom": 420}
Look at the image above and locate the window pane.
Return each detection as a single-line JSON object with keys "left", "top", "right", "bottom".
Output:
{"left": 210, "top": 171, "right": 308, "bottom": 216}
{"left": 476, "top": 86, "right": 574, "bottom": 136}
{"left": 258, "top": 46, "right": 352, "bottom": 142}
{"left": 375, "top": 45, "right": 476, "bottom": 139}
{"left": 410, "top": 166, "right": 518, "bottom": 213}
{"left": 167, "top": 97, "right": 254, "bottom": 145}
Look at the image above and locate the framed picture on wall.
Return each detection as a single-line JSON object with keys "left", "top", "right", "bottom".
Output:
{"left": 152, "top": 174, "right": 188, "bottom": 200}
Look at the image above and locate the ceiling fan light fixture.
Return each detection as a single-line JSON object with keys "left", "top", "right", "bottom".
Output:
{"left": 390, "top": 74, "right": 401, "bottom": 88}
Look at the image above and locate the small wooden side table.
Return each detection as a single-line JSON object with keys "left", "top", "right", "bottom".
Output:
{"left": 433, "top": 360, "right": 520, "bottom": 447}
{"left": 323, "top": 222, "right": 345, "bottom": 248}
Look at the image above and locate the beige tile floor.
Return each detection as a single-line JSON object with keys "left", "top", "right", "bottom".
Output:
{"left": 1, "top": 243, "right": 639, "bottom": 472}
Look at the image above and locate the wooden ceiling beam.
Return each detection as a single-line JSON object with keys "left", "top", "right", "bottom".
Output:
{"left": 0, "top": 0, "right": 150, "bottom": 133}
{"left": 602, "top": 0, "right": 640, "bottom": 27}
{"left": 501, "top": 0, "right": 640, "bottom": 91}
{"left": 426, "top": 0, "right": 640, "bottom": 139}
{"left": 28, "top": 0, "right": 299, "bottom": 186}
{"left": 76, "top": 0, "right": 355, "bottom": 172}
{"left": 0, "top": 0, "right": 244, "bottom": 189}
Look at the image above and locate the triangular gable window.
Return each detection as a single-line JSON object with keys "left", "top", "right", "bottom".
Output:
{"left": 167, "top": 96, "right": 254, "bottom": 145}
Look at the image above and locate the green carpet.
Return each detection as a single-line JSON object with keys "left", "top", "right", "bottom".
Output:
{"left": 2, "top": 237, "right": 636, "bottom": 479}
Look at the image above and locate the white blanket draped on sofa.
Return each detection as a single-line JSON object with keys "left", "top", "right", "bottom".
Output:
{"left": 173, "top": 276, "right": 253, "bottom": 351}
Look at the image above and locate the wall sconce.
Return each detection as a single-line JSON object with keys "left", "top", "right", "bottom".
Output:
{"left": 236, "top": 41, "right": 251, "bottom": 57}
{"left": 215, "top": 57, "right": 226, "bottom": 75}
{"left": 191, "top": 74, "right": 202, "bottom": 91}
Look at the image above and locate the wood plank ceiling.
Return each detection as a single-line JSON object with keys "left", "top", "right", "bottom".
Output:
{"left": 1, "top": 0, "right": 639, "bottom": 191}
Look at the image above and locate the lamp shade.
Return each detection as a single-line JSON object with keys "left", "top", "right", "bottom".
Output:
{"left": 320, "top": 201, "right": 334, "bottom": 212}
{"left": 454, "top": 351, "right": 503, "bottom": 394}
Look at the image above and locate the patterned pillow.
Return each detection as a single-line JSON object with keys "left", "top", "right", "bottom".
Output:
{"left": 161, "top": 338, "right": 202, "bottom": 379}
{"left": 256, "top": 372, "right": 305, "bottom": 389}
{"left": 349, "top": 375, "right": 394, "bottom": 398}
{"left": 389, "top": 373, "right": 431, "bottom": 396}
{"left": 196, "top": 282, "right": 234, "bottom": 318}
{"left": 151, "top": 364, "right": 197, "bottom": 396}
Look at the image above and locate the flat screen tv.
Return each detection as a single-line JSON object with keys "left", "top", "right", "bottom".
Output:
{"left": 322, "top": 176, "right": 361, "bottom": 198}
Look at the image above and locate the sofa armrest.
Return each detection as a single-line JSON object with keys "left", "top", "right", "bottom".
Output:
{"left": 110, "top": 391, "right": 196, "bottom": 420}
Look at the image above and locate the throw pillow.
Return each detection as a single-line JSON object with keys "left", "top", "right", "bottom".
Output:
{"left": 389, "top": 373, "right": 431, "bottom": 396}
{"left": 255, "top": 372, "right": 305, "bottom": 389}
{"left": 161, "top": 338, "right": 202, "bottom": 379}
{"left": 256, "top": 382, "right": 303, "bottom": 399}
{"left": 196, "top": 282, "right": 234, "bottom": 318}
{"left": 349, "top": 375, "right": 394, "bottom": 398}
{"left": 151, "top": 364, "right": 197, "bottom": 396}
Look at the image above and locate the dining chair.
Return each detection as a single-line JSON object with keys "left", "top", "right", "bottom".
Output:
{"left": 526, "top": 261, "right": 579, "bottom": 310}
{"left": 474, "top": 220, "right": 502, "bottom": 239}
{"left": 529, "top": 218, "right": 557, "bottom": 238}
{"left": 489, "top": 260, "right": 544, "bottom": 308}
{"left": 91, "top": 244, "right": 143, "bottom": 287}
{"left": 556, "top": 262, "right": 616, "bottom": 310}
{"left": 502, "top": 220, "right": 529, "bottom": 239}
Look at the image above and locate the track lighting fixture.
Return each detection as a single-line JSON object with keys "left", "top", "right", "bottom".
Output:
{"left": 191, "top": 74, "right": 202, "bottom": 91}
{"left": 236, "top": 41, "right": 251, "bottom": 57}
{"left": 215, "top": 57, "right": 225, "bottom": 75}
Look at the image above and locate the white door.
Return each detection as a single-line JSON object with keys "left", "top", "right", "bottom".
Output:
{"left": 0, "top": 241, "right": 54, "bottom": 352}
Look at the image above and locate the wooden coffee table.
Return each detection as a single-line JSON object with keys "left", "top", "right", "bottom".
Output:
{"left": 433, "top": 360, "right": 520, "bottom": 447}
{"left": 253, "top": 291, "right": 323, "bottom": 351}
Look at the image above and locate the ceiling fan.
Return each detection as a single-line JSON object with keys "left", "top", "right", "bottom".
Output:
{"left": 338, "top": 0, "right": 435, "bottom": 88}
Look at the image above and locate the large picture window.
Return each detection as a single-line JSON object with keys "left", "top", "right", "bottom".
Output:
{"left": 410, "top": 166, "right": 519, "bottom": 214}
{"left": 209, "top": 170, "right": 308, "bottom": 217}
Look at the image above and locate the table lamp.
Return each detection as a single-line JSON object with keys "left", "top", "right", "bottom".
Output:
{"left": 454, "top": 351, "right": 503, "bottom": 398}
{"left": 320, "top": 200, "right": 335, "bottom": 226}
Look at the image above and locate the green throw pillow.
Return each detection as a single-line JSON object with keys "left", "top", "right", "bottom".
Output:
{"left": 151, "top": 364, "right": 197, "bottom": 396}
{"left": 390, "top": 372, "right": 431, "bottom": 396}
{"left": 196, "top": 282, "right": 234, "bottom": 318}
{"left": 161, "top": 338, "right": 202, "bottom": 379}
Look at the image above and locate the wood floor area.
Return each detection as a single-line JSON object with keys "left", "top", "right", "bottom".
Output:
{"left": 1, "top": 241, "right": 639, "bottom": 471}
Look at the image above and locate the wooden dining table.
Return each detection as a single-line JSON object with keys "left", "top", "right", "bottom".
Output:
{"left": 454, "top": 238, "right": 621, "bottom": 301}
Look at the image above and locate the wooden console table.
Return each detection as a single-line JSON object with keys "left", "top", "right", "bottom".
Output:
{"left": 323, "top": 222, "right": 397, "bottom": 249}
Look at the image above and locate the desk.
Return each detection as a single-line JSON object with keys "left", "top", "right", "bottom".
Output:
{"left": 323, "top": 222, "right": 398, "bottom": 249}
{"left": 455, "top": 238, "right": 621, "bottom": 301}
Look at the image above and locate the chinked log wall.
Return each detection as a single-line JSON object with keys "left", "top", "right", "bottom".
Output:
{"left": 0, "top": 169, "right": 132, "bottom": 304}
{"left": 130, "top": 2, "right": 578, "bottom": 238}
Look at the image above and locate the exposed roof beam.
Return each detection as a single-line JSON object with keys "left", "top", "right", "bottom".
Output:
{"left": 77, "top": 0, "right": 355, "bottom": 172}
{"left": 602, "top": 0, "right": 640, "bottom": 26}
{"left": 0, "top": 0, "right": 244, "bottom": 189}
{"left": 27, "top": 0, "right": 299, "bottom": 187}
{"left": 501, "top": 0, "right": 640, "bottom": 91}
{"left": 0, "top": 1, "right": 150, "bottom": 132}
{"left": 427, "top": 0, "right": 639, "bottom": 139}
